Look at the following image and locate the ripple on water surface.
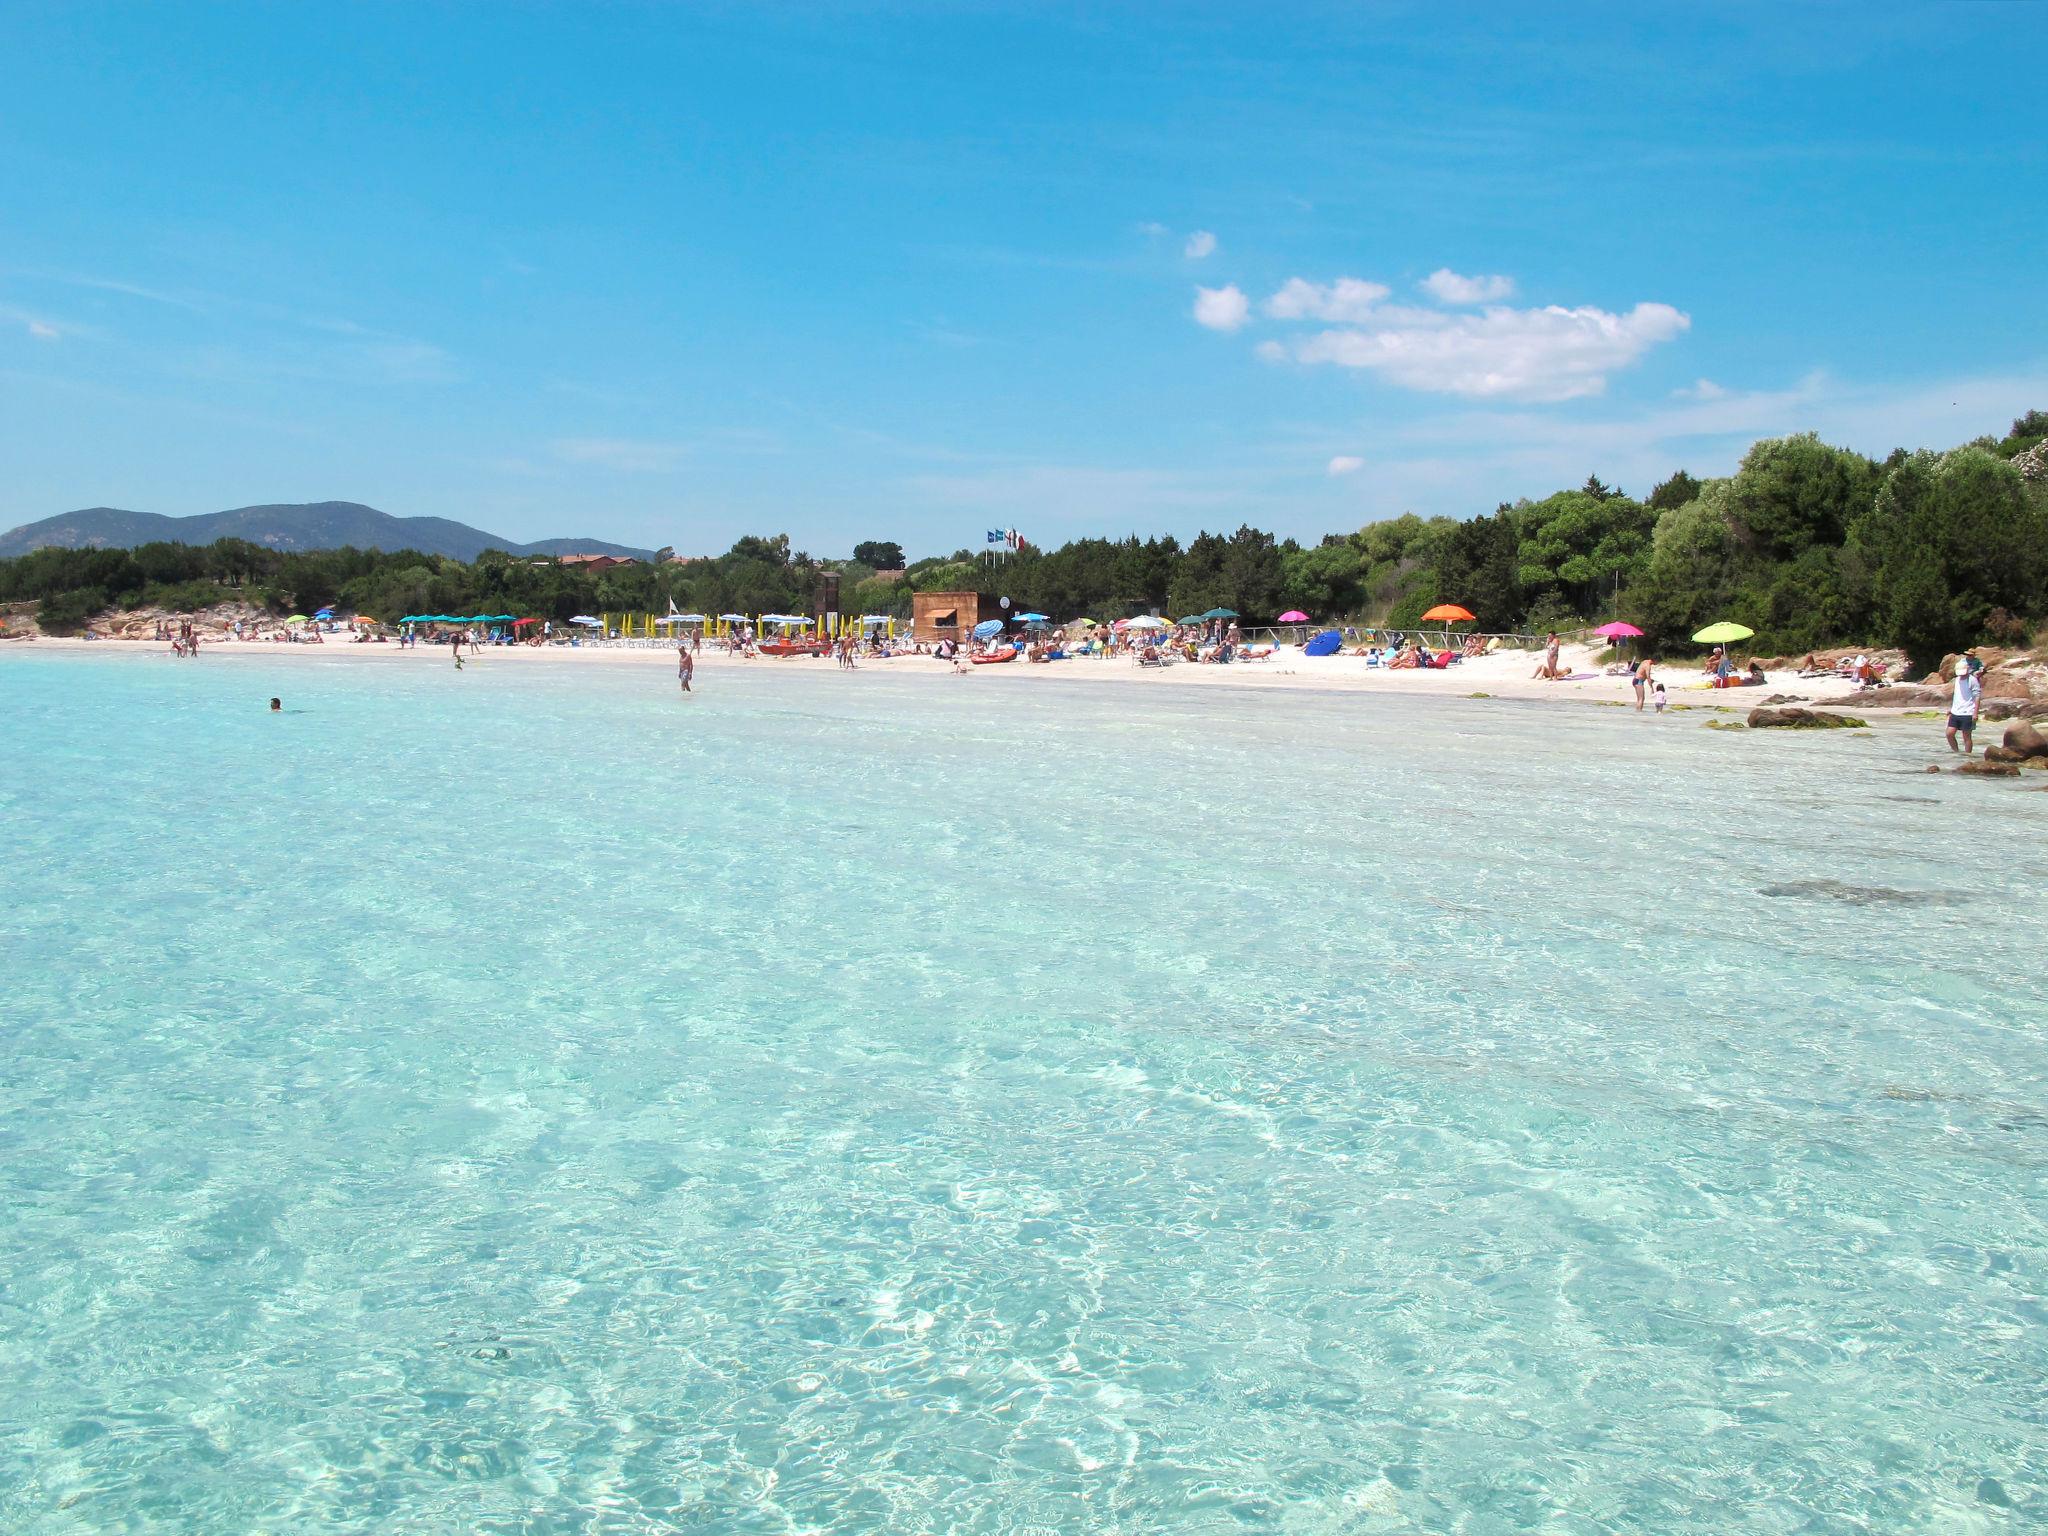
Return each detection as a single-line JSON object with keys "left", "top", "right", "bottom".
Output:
{"left": 0, "top": 650, "right": 2043, "bottom": 1533}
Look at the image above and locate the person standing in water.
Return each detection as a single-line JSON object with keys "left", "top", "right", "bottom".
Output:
{"left": 1632, "top": 653, "right": 1655, "bottom": 710}
{"left": 452, "top": 633, "right": 465, "bottom": 670}
{"left": 677, "top": 642, "right": 694, "bottom": 693}
{"left": 1947, "top": 654, "right": 1982, "bottom": 754}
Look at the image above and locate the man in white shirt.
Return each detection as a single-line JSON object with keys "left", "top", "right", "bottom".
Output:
{"left": 1947, "top": 655, "right": 1983, "bottom": 754}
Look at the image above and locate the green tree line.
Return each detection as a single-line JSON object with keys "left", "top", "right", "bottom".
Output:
{"left": 8, "top": 412, "right": 2044, "bottom": 668}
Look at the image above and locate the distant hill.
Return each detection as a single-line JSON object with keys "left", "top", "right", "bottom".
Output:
{"left": 0, "top": 501, "right": 655, "bottom": 562}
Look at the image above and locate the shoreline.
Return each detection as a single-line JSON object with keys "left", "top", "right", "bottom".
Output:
{"left": 3, "top": 633, "right": 1961, "bottom": 721}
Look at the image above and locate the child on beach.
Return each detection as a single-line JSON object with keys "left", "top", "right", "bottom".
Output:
{"left": 1653, "top": 682, "right": 1668, "bottom": 713}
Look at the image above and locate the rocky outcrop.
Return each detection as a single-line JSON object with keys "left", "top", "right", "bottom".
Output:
{"left": 1851, "top": 684, "right": 1949, "bottom": 708}
{"left": 1954, "top": 759, "right": 2020, "bottom": 777}
{"left": 1748, "top": 707, "right": 1867, "bottom": 729}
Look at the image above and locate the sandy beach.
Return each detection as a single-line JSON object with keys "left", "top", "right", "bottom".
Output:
{"left": 5, "top": 632, "right": 1935, "bottom": 715}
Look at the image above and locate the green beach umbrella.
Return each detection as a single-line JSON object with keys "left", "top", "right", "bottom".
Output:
{"left": 1692, "top": 621, "right": 1755, "bottom": 645}
{"left": 1176, "top": 615, "right": 1203, "bottom": 625}
{"left": 284, "top": 614, "right": 308, "bottom": 624}
{"left": 1201, "top": 607, "right": 1239, "bottom": 621}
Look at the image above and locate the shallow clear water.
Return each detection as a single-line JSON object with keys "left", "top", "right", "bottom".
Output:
{"left": 2, "top": 649, "right": 2043, "bottom": 1533}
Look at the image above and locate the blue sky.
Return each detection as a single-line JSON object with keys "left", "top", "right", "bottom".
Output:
{"left": 3, "top": 2, "right": 2043, "bottom": 557}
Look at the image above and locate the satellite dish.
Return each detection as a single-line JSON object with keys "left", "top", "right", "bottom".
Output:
{"left": 999, "top": 596, "right": 1011, "bottom": 610}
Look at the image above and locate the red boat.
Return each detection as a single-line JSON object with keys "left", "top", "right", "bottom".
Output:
{"left": 970, "top": 647, "right": 1019, "bottom": 664}
{"left": 760, "top": 639, "right": 829, "bottom": 657}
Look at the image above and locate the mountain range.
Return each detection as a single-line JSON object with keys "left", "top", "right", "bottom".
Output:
{"left": 0, "top": 502, "right": 655, "bottom": 562}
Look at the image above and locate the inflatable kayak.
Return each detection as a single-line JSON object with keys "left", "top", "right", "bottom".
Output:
{"left": 971, "top": 647, "right": 1018, "bottom": 664}
{"left": 760, "top": 640, "right": 827, "bottom": 657}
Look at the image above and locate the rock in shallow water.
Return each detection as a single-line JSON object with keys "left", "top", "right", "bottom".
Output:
{"left": 1748, "top": 707, "right": 1867, "bottom": 729}
{"left": 1759, "top": 878, "right": 1966, "bottom": 906}
{"left": 2004, "top": 721, "right": 2048, "bottom": 758}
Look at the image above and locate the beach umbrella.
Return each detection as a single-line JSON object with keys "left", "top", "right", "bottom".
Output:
{"left": 1124, "top": 615, "right": 1167, "bottom": 630}
{"left": 676, "top": 613, "right": 706, "bottom": 622}
{"left": 1200, "top": 607, "right": 1238, "bottom": 621}
{"left": 313, "top": 607, "right": 334, "bottom": 618}
{"left": 972, "top": 618, "right": 1005, "bottom": 640}
{"left": 513, "top": 617, "right": 541, "bottom": 627}
{"left": 1277, "top": 610, "right": 1309, "bottom": 623}
{"left": 1692, "top": 621, "right": 1755, "bottom": 645}
{"left": 654, "top": 613, "right": 689, "bottom": 625}
{"left": 1303, "top": 630, "right": 1343, "bottom": 657}
{"left": 1016, "top": 611, "right": 1050, "bottom": 622}
{"left": 571, "top": 615, "right": 602, "bottom": 627}
{"left": 1421, "top": 603, "right": 1476, "bottom": 623}
{"left": 1073, "top": 617, "right": 1098, "bottom": 627}
{"left": 1593, "top": 621, "right": 1644, "bottom": 639}
{"left": 718, "top": 613, "right": 748, "bottom": 622}
{"left": 1176, "top": 615, "right": 1203, "bottom": 626}
{"left": 284, "top": 614, "right": 308, "bottom": 624}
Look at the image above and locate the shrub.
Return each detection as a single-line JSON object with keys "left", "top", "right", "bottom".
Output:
{"left": 38, "top": 586, "right": 109, "bottom": 633}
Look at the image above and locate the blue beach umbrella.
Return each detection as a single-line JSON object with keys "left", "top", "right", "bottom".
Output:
{"left": 972, "top": 619, "right": 1005, "bottom": 640}
{"left": 1303, "top": 630, "right": 1343, "bottom": 658}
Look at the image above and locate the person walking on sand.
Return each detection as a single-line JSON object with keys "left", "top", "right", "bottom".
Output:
{"left": 677, "top": 642, "right": 694, "bottom": 693}
{"left": 1946, "top": 654, "right": 1982, "bottom": 754}
{"left": 1632, "top": 654, "right": 1655, "bottom": 710}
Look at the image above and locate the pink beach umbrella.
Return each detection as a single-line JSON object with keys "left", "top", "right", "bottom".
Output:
{"left": 1277, "top": 610, "right": 1309, "bottom": 623}
{"left": 1592, "top": 621, "right": 1644, "bottom": 638}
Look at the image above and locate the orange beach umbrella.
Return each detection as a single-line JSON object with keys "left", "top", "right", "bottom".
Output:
{"left": 1420, "top": 603, "right": 1475, "bottom": 623}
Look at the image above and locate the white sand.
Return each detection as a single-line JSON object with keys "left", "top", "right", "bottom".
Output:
{"left": 16, "top": 634, "right": 1889, "bottom": 713}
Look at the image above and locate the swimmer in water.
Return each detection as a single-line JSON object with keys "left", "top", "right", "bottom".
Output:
{"left": 270, "top": 697, "right": 282, "bottom": 712}
{"left": 677, "top": 643, "right": 694, "bottom": 693}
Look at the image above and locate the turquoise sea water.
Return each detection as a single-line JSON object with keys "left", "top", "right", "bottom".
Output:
{"left": 2, "top": 649, "right": 2043, "bottom": 1533}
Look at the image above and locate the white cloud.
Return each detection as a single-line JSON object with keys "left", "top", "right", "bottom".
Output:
{"left": 551, "top": 437, "right": 690, "bottom": 472}
{"left": 1285, "top": 301, "right": 1690, "bottom": 402}
{"left": 1184, "top": 230, "right": 1217, "bottom": 260}
{"left": 1265, "top": 276, "right": 1390, "bottom": 322}
{"left": 1421, "top": 268, "right": 1515, "bottom": 304}
{"left": 1327, "top": 455, "right": 1365, "bottom": 476}
{"left": 1254, "top": 339, "right": 1288, "bottom": 363}
{"left": 1136, "top": 220, "right": 1169, "bottom": 237}
{"left": 1193, "top": 284, "right": 1250, "bottom": 333}
{"left": 1673, "top": 377, "right": 1728, "bottom": 400}
{"left": 0, "top": 304, "right": 65, "bottom": 340}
